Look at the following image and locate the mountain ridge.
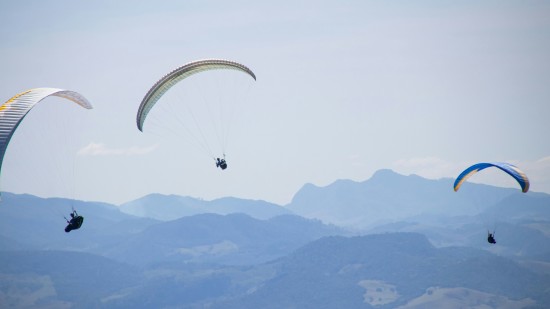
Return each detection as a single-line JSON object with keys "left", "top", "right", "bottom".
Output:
{"left": 212, "top": 233, "right": 550, "bottom": 308}
{"left": 120, "top": 193, "right": 291, "bottom": 221}
{"left": 286, "top": 169, "right": 541, "bottom": 227}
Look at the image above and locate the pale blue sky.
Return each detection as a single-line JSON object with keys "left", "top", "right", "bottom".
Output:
{"left": 1, "top": 0, "right": 549, "bottom": 205}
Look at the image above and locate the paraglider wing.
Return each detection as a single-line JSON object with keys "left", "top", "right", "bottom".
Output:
{"left": 0, "top": 88, "right": 93, "bottom": 197}
{"left": 453, "top": 162, "right": 530, "bottom": 193}
{"left": 136, "top": 59, "right": 257, "bottom": 132}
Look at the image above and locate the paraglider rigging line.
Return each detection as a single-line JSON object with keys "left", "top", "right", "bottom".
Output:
{"left": 155, "top": 92, "right": 215, "bottom": 158}
{"left": 195, "top": 77, "right": 226, "bottom": 156}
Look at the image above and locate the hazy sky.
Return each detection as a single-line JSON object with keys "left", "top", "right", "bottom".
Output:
{"left": 1, "top": 0, "right": 549, "bottom": 205}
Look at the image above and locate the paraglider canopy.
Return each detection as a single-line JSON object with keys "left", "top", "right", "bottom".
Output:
{"left": 453, "top": 162, "right": 529, "bottom": 193}
{"left": 136, "top": 59, "right": 256, "bottom": 132}
{"left": 135, "top": 59, "right": 256, "bottom": 169}
{"left": 0, "top": 88, "right": 93, "bottom": 200}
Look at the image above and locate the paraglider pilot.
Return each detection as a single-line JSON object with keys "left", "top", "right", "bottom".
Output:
{"left": 487, "top": 231, "right": 496, "bottom": 244}
{"left": 65, "top": 210, "right": 84, "bottom": 233}
{"left": 216, "top": 157, "right": 227, "bottom": 170}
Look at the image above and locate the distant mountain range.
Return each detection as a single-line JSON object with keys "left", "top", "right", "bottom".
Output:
{"left": 101, "top": 212, "right": 344, "bottom": 266}
{"left": 0, "top": 250, "right": 142, "bottom": 307}
{"left": 120, "top": 193, "right": 291, "bottom": 221}
{"left": 1, "top": 169, "right": 549, "bottom": 308}
{"left": 212, "top": 233, "right": 550, "bottom": 309}
{"left": 2, "top": 233, "right": 548, "bottom": 308}
{"left": 0, "top": 192, "right": 158, "bottom": 252}
{"left": 113, "top": 169, "right": 550, "bottom": 231}
{"left": 0, "top": 192, "right": 343, "bottom": 266}
{"left": 286, "top": 169, "right": 538, "bottom": 227}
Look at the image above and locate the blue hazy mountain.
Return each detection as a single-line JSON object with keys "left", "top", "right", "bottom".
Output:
{"left": 0, "top": 192, "right": 158, "bottom": 251}
{"left": 120, "top": 193, "right": 292, "bottom": 221}
{"left": 0, "top": 250, "right": 142, "bottom": 308}
{"left": 0, "top": 192, "right": 341, "bottom": 267}
{"left": 366, "top": 192, "right": 550, "bottom": 262}
{"left": 477, "top": 193, "right": 550, "bottom": 258}
{"left": 483, "top": 192, "right": 550, "bottom": 221}
{"left": 1, "top": 169, "right": 549, "bottom": 308}
{"left": 286, "top": 169, "right": 544, "bottom": 228}
{"left": 213, "top": 233, "right": 550, "bottom": 309}
{"left": 0, "top": 234, "right": 28, "bottom": 251}
{"left": 102, "top": 213, "right": 344, "bottom": 266}
{"left": 2, "top": 233, "right": 547, "bottom": 309}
